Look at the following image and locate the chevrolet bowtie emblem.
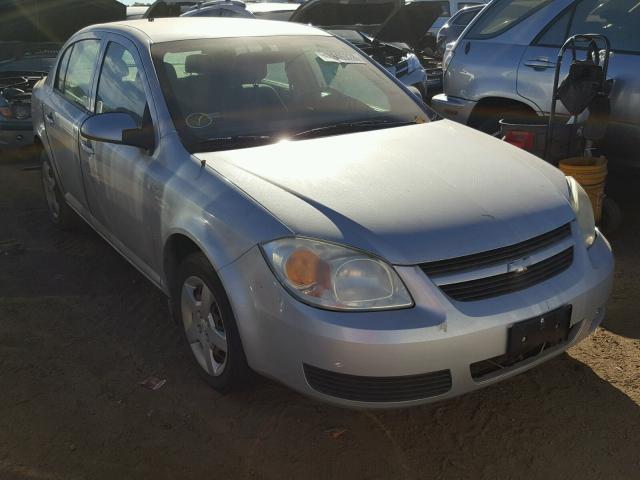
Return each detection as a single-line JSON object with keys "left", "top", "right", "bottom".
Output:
{"left": 507, "top": 257, "right": 532, "bottom": 274}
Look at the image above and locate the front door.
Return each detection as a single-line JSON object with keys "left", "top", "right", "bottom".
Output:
{"left": 44, "top": 38, "right": 102, "bottom": 211}
{"left": 79, "top": 36, "right": 161, "bottom": 272}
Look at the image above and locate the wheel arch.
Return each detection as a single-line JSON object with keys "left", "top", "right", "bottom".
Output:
{"left": 163, "top": 231, "right": 210, "bottom": 295}
{"left": 468, "top": 96, "right": 539, "bottom": 128}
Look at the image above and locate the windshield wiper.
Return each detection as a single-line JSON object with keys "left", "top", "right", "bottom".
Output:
{"left": 195, "top": 135, "right": 275, "bottom": 152}
{"left": 293, "top": 120, "right": 417, "bottom": 140}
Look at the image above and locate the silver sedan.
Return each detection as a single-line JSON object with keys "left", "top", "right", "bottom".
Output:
{"left": 32, "top": 17, "right": 614, "bottom": 408}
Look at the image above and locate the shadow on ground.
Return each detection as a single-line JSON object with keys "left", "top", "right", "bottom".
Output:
{"left": 1, "top": 160, "right": 639, "bottom": 480}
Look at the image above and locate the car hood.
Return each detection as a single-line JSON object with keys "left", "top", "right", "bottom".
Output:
{"left": 374, "top": 2, "right": 442, "bottom": 49}
{"left": 0, "top": 0, "right": 125, "bottom": 43}
{"left": 196, "top": 121, "right": 575, "bottom": 265}
{"left": 290, "top": 0, "right": 441, "bottom": 50}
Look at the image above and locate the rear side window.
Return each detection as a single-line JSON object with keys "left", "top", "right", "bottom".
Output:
{"left": 467, "top": 0, "right": 552, "bottom": 39}
{"left": 568, "top": 0, "right": 640, "bottom": 53}
{"left": 60, "top": 39, "right": 101, "bottom": 110}
{"left": 54, "top": 46, "right": 73, "bottom": 91}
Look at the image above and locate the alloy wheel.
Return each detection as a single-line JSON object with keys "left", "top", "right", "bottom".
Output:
{"left": 181, "top": 276, "right": 228, "bottom": 376}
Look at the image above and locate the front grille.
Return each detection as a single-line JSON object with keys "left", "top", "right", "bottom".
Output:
{"left": 440, "top": 247, "right": 574, "bottom": 302}
{"left": 420, "top": 223, "right": 572, "bottom": 277}
{"left": 303, "top": 364, "right": 452, "bottom": 403}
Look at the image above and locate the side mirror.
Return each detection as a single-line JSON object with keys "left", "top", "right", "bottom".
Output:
{"left": 81, "top": 112, "right": 154, "bottom": 151}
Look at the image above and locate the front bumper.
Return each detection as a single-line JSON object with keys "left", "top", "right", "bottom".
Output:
{"left": 431, "top": 93, "right": 476, "bottom": 124}
{"left": 220, "top": 232, "right": 614, "bottom": 409}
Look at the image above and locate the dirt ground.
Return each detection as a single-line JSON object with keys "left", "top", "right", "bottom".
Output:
{"left": 0, "top": 153, "right": 638, "bottom": 480}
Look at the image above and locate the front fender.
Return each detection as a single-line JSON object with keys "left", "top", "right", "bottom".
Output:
{"left": 160, "top": 151, "right": 291, "bottom": 288}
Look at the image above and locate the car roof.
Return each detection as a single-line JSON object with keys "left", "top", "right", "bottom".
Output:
{"left": 186, "top": 0, "right": 247, "bottom": 9}
{"left": 246, "top": 3, "right": 300, "bottom": 13}
{"left": 82, "top": 17, "right": 329, "bottom": 44}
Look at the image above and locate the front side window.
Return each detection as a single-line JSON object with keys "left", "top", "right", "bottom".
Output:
{"left": 153, "top": 35, "right": 427, "bottom": 152}
{"left": 467, "top": 0, "right": 552, "bottom": 38}
{"left": 61, "top": 39, "right": 101, "bottom": 109}
{"left": 568, "top": 0, "right": 640, "bottom": 53}
{"left": 95, "top": 42, "right": 147, "bottom": 126}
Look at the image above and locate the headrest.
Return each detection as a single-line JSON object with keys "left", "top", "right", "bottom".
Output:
{"left": 105, "top": 55, "right": 129, "bottom": 78}
{"left": 233, "top": 55, "right": 268, "bottom": 84}
{"left": 164, "top": 62, "right": 178, "bottom": 82}
{"left": 185, "top": 54, "right": 211, "bottom": 74}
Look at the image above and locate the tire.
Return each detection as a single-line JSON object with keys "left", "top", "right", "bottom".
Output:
{"left": 600, "top": 196, "right": 622, "bottom": 236}
{"left": 41, "top": 151, "right": 77, "bottom": 229}
{"left": 171, "top": 252, "right": 251, "bottom": 392}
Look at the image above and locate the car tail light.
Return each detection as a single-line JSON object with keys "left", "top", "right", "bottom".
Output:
{"left": 504, "top": 130, "right": 535, "bottom": 151}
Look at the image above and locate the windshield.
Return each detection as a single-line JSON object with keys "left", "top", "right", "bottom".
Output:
{"left": 152, "top": 35, "right": 427, "bottom": 152}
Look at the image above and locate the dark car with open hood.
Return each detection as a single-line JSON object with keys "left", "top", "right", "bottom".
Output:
{"left": 0, "top": 0, "right": 125, "bottom": 153}
{"left": 289, "top": 0, "right": 446, "bottom": 97}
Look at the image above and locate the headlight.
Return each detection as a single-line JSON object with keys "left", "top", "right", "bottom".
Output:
{"left": 567, "top": 176, "right": 596, "bottom": 248}
{"left": 261, "top": 237, "right": 413, "bottom": 311}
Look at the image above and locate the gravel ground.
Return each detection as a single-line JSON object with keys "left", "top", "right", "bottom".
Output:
{"left": 0, "top": 155, "right": 638, "bottom": 480}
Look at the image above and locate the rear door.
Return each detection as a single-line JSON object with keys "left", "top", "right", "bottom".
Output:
{"left": 565, "top": 0, "right": 640, "bottom": 159}
{"left": 43, "top": 37, "right": 102, "bottom": 212}
{"left": 517, "top": 0, "right": 640, "bottom": 157}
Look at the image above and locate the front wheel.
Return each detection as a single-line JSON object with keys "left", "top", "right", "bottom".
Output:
{"left": 171, "top": 253, "right": 251, "bottom": 392}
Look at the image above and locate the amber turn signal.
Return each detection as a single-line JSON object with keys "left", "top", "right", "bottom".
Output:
{"left": 285, "top": 248, "right": 329, "bottom": 290}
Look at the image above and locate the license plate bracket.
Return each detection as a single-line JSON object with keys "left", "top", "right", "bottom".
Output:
{"left": 507, "top": 305, "right": 572, "bottom": 362}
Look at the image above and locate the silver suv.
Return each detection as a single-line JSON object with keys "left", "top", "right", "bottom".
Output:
{"left": 432, "top": 0, "right": 640, "bottom": 164}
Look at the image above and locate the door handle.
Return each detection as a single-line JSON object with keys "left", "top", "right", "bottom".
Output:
{"left": 80, "top": 138, "right": 94, "bottom": 155}
{"left": 44, "top": 112, "right": 55, "bottom": 125}
{"left": 524, "top": 58, "right": 556, "bottom": 70}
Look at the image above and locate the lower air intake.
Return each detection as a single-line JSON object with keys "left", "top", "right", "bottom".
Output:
{"left": 303, "top": 364, "right": 452, "bottom": 403}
